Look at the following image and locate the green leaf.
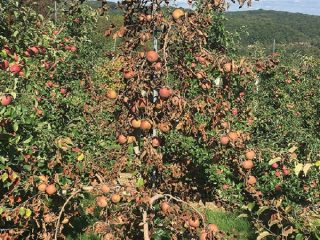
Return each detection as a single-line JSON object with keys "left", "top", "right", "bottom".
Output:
{"left": 23, "top": 165, "right": 32, "bottom": 171}
{"left": 1, "top": 173, "right": 8, "bottom": 182}
{"left": 136, "top": 177, "right": 144, "bottom": 188}
{"left": 12, "top": 30, "right": 19, "bottom": 38}
{"left": 23, "top": 136, "right": 33, "bottom": 144}
{"left": 13, "top": 122, "right": 19, "bottom": 132}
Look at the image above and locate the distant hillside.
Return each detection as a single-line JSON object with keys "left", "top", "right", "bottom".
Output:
{"left": 225, "top": 10, "right": 320, "bottom": 55}
{"left": 88, "top": 2, "right": 320, "bottom": 56}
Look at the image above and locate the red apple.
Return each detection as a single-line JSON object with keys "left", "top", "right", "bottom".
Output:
{"left": 25, "top": 50, "right": 32, "bottom": 57}
{"left": 1, "top": 95, "right": 13, "bottom": 106}
{"left": 232, "top": 108, "right": 238, "bottom": 116}
{"left": 271, "top": 163, "right": 279, "bottom": 169}
{"left": 18, "top": 71, "right": 25, "bottom": 77}
{"left": 10, "top": 64, "right": 21, "bottom": 74}
{"left": 30, "top": 46, "right": 39, "bottom": 55}
{"left": 60, "top": 88, "right": 67, "bottom": 95}
{"left": 0, "top": 60, "right": 9, "bottom": 70}
{"left": 283, "top": 169, "right": 290, "bottom": 176}
{"left": 46, "top": 81, "right": 54, "bottom": 88}
{"left": 159, "top": 87, "right": 172, "bottom": 99}
{"left": 69, "top": 45, "right": 77, "bottom": 52}
{"left": 275, "top": 171, "right": 281, "bottom": 178}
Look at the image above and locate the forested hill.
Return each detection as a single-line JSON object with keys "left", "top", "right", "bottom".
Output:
{"left": 87, "top": 2, "right": 320, "bottom": 55}
{"left": 225, "top": 10, "right": 320, "bottom": 47}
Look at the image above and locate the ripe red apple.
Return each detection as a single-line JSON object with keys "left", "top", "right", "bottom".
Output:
{"left": 25, "top": 49, "right": 32, "bottom": 57}
{"left": 271, "top": 163, "right": 279, "bottom": 169}
{"left": 43, "top": 62, "right": 51, "bottom": 70}
{"left": 275, "top": 171, "right": 281, "bottom": 177}
{"left": 159, "top": 87, "right": 172, "bottom": 99}
{"left": 232, "top": 108, "right": 238, "bottom": 116}
{"left": 60, "top": 88, "right": 67, "bottom": 95}
{"left": 146, "top": 50, "right": 159, "bottom": 63}
{"left": 30, "top": 46, "right": 39, "bottom": 55}
{"left": 18, "top": 71, "right": 25, "bottom": 77}
{"left": 69, "top": 45, "right": 77, "bottom": 52}
{"left": 220, "top": 135, "right": 229, "bottom": 145}
{"left": 117, "top": 134, "right": 127, "bottom": 144}
{"left": 10, "top": 64, "right": 21, "bottom": 74}
{"left": 275, "top": 185, "right": 282, "bottom": 191}
{"left": 283, "top": 169, "right": 290, "bottom": 176}
{"left": 154, "top": 62, "right": 162, "bottom": 71}
{"left": 1, "top": 95, "right": 13, "bottom": 106}
{"left": 123, "top": 70, "right": 135, "bottom": 79}
{"left": 152, "top": 137, "right": 161, "bottom": 147}
{"left": 46, "top": 81, "right": 54, "bottom": 88}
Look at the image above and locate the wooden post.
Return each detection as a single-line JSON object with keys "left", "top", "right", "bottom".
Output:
{"left": 54, "top": 0, "right": 57, "bottom": 24}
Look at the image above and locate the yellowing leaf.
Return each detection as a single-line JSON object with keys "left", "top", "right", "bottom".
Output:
{"left": 237, "top": 214, "right": 248, "bottom": 218}
{"left": 303, "top": 163, "right": 313, "bottom": 176}
{"left": 316, "top": 161, "right": 320, "bottom": 167}
{"left": 77, "top": 153, "right": 85, "bottom": 161}
{"left": 257, "top": 206, "right": 269, "bottom": 216}
{"left": 285, "top": 205, "right": 293, "bottom": 213}
{"left": 257, "top": 231, "right": 272, "bottom": 240}
{"left": 25, "top": 209, "right": 32, "bottom": 218}
{"left": 55, "top": 137, "right": 73, "bottom": 151}
{"left": 282, "top": 226, "right": 294, "bottom": 237}
{"left": 294, "top": 163, "right": 303, "bottom": 176}
{"left": 12, "top": 172, "right": 18, "bottom": 180}
{"left": 269, "top": 157, "right": 281, "bottom": 165}
{"left": 288, "top": 146, "right": 298, "bottom": 153}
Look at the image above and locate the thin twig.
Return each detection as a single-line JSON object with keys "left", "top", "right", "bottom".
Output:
{"left": 54, "top": 190, "right": 81, "bottom": 240}
{"left": 143, "top": 210, "right": 150, "bottom": 240}
{"left": 163, "top": 23, "right": 172, "bottom": 85}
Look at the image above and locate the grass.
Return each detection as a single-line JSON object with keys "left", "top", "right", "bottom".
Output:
{"left": 66, "top": 232, "right": 100, "bottom": 240}
{"left": 205, "top": 209, "right": 255, "bottom": 239}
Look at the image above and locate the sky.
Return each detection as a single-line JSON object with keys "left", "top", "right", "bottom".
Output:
{"left": 174, "top": 0, "right": 320, "bottom": 16}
